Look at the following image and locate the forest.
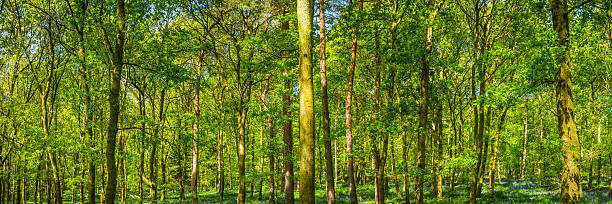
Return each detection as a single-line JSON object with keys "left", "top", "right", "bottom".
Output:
{"left": 0, "top": 0, "right": 611, "bottom": 203}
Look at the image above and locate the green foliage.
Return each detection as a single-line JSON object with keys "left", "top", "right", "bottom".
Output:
{"left": 0, "top": 0, "right": 611, "bottom": 203}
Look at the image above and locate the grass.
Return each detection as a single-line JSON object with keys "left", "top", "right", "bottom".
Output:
{"left": 61, "top": 177, "right": 612, "bottom": 203}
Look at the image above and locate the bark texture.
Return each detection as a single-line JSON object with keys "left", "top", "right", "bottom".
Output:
{"left": 551, "top": 0, "right": 581, "bottom": 203}
{"left": 104, "top": 0, "right": 125, "bottom": 202}
{"left": 319, "top": 0, "right": 335, "bottom": 203}
{"left": 297, "top": 0, "right": 315, "bottom": 202}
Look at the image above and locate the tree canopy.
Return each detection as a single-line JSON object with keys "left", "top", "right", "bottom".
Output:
{"left": 0, "top": 0, "right": 611, "bottom": 203}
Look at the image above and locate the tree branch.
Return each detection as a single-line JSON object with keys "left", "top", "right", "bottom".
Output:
{"left": 569, "top": 0, "right": 595, "bottom": 13}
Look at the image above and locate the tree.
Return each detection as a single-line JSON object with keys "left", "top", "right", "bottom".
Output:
{"left": 318, "top": 0, "right": 335, "bottom": 203}
{"left": 103, "top": 0, "right": 126, "bottom": 202}
{"left": 297, "top": 0, "right": 315, "bottom": 202}
{"left": 520, "top": 97, "right": 528, "bottom": 179}
{"left": 1, "top": 0, "right": 610, "bottom": 203}
{"left": 551, "top": 0, "right": 581, "bottom": 203}
{"left": 191, "top": 49, "right": 202, "bottom": 204}
{"left": 345, "top": 1, "right": 362, "bottom": 203}
{"left": 415, "top": 0, "right": 435, "bottom": 203}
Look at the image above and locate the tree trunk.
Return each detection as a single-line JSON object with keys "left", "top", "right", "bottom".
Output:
{"left": 40, "top": 16, "right": 62, "bottom": 204}
{"left": 335, "top": 92, "right": 341, "bottom": 192}
{"left": 538, "top": 94, "right": 545, "bottom": 185}
{"left": 416, "top": 1, "right": 434, "bottom": 203}
{"left": 177, "top": 116, "right": 185, "bottom": 201}
{"left": 297, "top": 0, "right": 315, "bottom": 202}
{"left": 237, "top": 94, "right": 250, "bottom": 204}
{"left": 282, "top": 64, "right": 295, "bottom": 204}
{"left": 161, "top": 139, "right": 167, "bottom": 201}
{"left": 469, "top": 1, "right": 483, "bottom": 202}
{"left": 391, "top": 141, "right": 399, "bottom": 195}
{"left": 149, "top": 89, "right": 165, "bottom": 202}
{"left": 489, "top": 107, "right": 508, "bottom": 195}
{"left": 280, "top": 5, "right": 295, "bottom": 203}
{"left": 435, "top": 98, "right": 443, "bottom": 199}
{"left": 104, "top": 0, "right": 126, "bottom": 202}
{"left": 609, "top": 173, "right": 612, "bottom": 197}
{"left": 137, "top": 89, "right": 146, "bottom": 204}
{"left": 217, "top": 127, "right": 225, "bottom": 201}
{"left": 596, "top": 116, "right": 601, "bottom": 186}
{"left": 372, "top": 0, "right": 390, "bottom": 203}
{"left": 191, "top": 50, "right": 203, "bottom": 204}
{"left": 402, "top": 126, "right": 410, "bottom": 204}
{"left": 346, "top": 1, "right": 361, "bottom": 203}
{"left": 520, "top": 98, "right": 528, "bottom": 179}
{"left": 345, "top": 23, "right": 358, "bottom": 204}
{"left": 258, "top": 119, "right": 264, "bottom": 200}
{"left": 551, "top": 0, "right": 581, "bottom": 203}
{"left": 587, "top": 87, "right": 598, "bottom": 190}
{"left": 74, "top": 17, "right": 96, "bottom": 204}
{"left": 260, "top": 74, "right": 275, "bottom": 203}
{"left": 119, "top": 130, "right": 127, "bottom": 203}
{"left": 231, "top": 42, "right": 254, "bottom": 202}
{"left": 476, "top": 107, "right": 492, "bottom": 198}
{"left": 448, "top": 89, "right": 457, "bottom": 193}
{"left": 319, "top": 1, "right": 335, "bottom": 203}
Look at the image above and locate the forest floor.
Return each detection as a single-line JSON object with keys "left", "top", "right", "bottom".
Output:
{"left": 172, "top": 178, "right": 612, "bottom": 203}
{"left": 65, "top": 178, "right": 612, "bottom": 203}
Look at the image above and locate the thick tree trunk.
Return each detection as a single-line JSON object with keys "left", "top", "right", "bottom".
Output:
{"left": 104, "top": 0, "right": 125, "bottom": 202}
{"left": 319, "top": 1, "right": 335, "bottom": 203}
{"left": 551, "top": 0, "right": 581, "bottom": 203}
{"left": 297, "top": 0, "right": 315, "bottom": 202}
